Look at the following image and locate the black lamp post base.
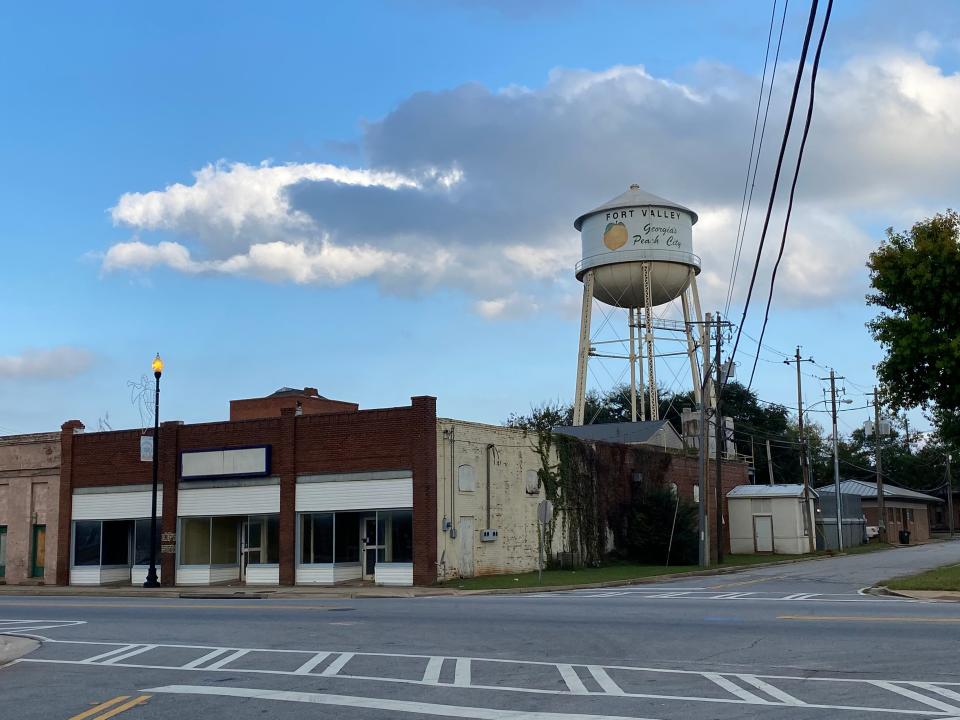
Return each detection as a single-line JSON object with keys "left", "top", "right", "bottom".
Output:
{"left": 143, "top": 568, "right": 160, "bottom": 588}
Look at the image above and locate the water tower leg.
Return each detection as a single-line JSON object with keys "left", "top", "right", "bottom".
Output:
{"left": 628, "top": 306, "right": 637, "bottom": 422}
{"left": 573, "top": 270, "right": 594, "bottom": 426}
{"left": 637, "top": 307, "right": 646, "bottom": 421}
{"left": 641, "top": 262, "right": 658, "bottom": 421}
{"left": 681, "top": 272, "right": 701, "bottom": 407}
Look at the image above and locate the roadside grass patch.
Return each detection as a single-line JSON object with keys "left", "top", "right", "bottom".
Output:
{"left": 439, "top": 542, "right": 894, "bottom": 591}
{"left": 886, "top": 563, "right": 960, "bottom": 592}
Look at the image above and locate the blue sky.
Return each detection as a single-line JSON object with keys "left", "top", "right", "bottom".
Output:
{"left": 1, "top": 1, "right": 958, "bottom": 437}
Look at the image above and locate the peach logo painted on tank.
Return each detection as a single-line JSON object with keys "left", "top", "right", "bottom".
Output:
{"left": 603, "top": 222, "right": 628, "bottom": 250}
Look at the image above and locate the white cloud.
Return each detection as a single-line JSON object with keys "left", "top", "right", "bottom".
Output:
{"left": 0, "top": 346, "right": 94, "bottom": 379}
{"left": 103, "top": 52, "right": 960, "bottom": 317}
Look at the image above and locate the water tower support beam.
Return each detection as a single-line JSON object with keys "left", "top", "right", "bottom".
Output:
{"left": 637, "top": 308, "right": 646, "bottom": 421}
{"left": 641, "top": 262, "right": 659, "bottom": 421}
{"left": 628, "top": 307, "right": 638, "bottom": 422}
{"left": 681, "top": 282, "right": 701, "bottom": 407}
{"left": 572, "top": 270, "right": 595, "bottom": 426}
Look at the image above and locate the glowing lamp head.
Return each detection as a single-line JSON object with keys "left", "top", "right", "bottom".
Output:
{"left": 152, "top": 353, "right": 163, "bottom": 377}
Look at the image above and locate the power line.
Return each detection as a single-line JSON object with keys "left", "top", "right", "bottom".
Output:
{"left": 724, "top": 0, "right": 787, "bottom": 317}
{"left": 724, "top": 0, "right": 823, "bottom": 398}
{"left": 747, "top": 0, "right": 834, "bottom": 389}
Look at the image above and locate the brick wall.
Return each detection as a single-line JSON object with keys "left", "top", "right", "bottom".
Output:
{"left": 59, "top": 398, "right": 437, "bottom": 586}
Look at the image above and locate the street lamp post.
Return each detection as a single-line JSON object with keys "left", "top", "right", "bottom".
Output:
{"left": 144, "top": 353, "right": 163, "bottom": 588}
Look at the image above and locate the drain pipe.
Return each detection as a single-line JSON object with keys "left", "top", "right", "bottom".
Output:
{"left": 485, "top": 444, "right": 495, "bottom": 528}
{"left": 449, "top": 427, "right": 456, "bottom": 535}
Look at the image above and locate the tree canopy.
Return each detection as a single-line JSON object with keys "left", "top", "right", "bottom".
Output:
{"left": 867, "top": 210, "right": 960, "bottom": 442}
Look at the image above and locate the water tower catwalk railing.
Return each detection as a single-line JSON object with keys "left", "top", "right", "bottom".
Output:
{"left": 571, "top": 185, "right": 714, "bottom": 426}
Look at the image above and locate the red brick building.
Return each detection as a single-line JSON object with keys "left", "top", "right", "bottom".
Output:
{"left": 57, "top": 396, "right": 436, "bottom": 587}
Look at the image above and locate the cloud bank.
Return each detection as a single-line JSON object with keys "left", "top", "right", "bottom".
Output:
{"left": 0, "top": 347, "right": 94, "bottom": 379}
{"left": 103, "top": 54, "right": 960, "bottom": 318}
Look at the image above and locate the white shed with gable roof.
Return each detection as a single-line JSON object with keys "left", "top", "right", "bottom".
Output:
{"left": 727, "top": 484, "right": 817, "bottom": 555}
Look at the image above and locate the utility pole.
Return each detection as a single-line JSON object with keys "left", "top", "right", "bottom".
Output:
{"left": 714, "top": 313, "right": 724, "bottom": 564}
{"left": 750, "top": 435, "right": 756, "bottom": 484}
{"left": 869, "top": 387, "right": 887, "bottom": 544}
{"left": 948, "top": 454, "right": 955, "bottom": 537}
{"left": 784, "top": 348, "right": 816, "bottom": 552}
{"left": 824, "top": 369, "right": 845, "bottom": 551}
{"left": 765, "top": 440, "right": 774, "bottom": 485}
{"left": 697, "top": 313, "right": 712, "bottom": 568}
{"left": 904, "top": 417, "right": 911, "bottom": 454}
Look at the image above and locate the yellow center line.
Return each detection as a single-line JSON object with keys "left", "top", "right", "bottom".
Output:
{"left": 67, "top": 695, "right": 129, "bottom": 720}
{"left": 779, "top": 615, "right": 960, "bottom": 623}
{"left": 90, "top": 694, "right": 151, "bottom": 720}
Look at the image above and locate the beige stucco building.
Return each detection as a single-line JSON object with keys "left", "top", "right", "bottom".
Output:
{"left": 436, "top": 420, "right": 557, "bottom": 580}
{"left": 0, "top": 432, "right": 60, "bottom": 584}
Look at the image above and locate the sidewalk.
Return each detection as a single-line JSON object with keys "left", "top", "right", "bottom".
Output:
{"left": 0, "top": 552, "right": 855, "bottom": 600}
{"left": 883, "top": 589, "right": 960, "bottom": 602}
{"left": 0, "top": 583, "right": 458, "bottom": 599}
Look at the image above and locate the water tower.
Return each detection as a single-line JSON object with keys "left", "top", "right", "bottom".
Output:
{"left": 572, "top": 184, "right": 710, "bottom": 425}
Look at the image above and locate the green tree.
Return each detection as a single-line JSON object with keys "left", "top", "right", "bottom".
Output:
{"left": 867, "top": 211, "right": 960, "bottom": 443}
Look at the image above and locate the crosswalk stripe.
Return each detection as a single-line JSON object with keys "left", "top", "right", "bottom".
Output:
{"left": 870, "top": 681, "right": 960, "bottom": 713}
{"left": 82, "top": 645, "right": 139, "bottom": 664}
{"left": 911, "top": 683, "right": 960, "bottom": 703}
{"left": 557, "top": 664, "right": 588, "bottom": 694}
{"left": 320, "top": 652, "right": 355, "bottom": 677}
{"left": 703, "top": 673, "right": 768, "bottom": 704}
{"left": 102, "top": 645, "right": 157, "bottom": 665}
{"left": 738, "top": 674, "right": 805, "bottom": 705}
{"left": 294, "top": 652, "right": 331, "bottom": 675}
{"left": 182, "top": 648, "right": 229, "bottom": 669}
{"left": 454, "top": 658, "right": 471, "bottom": 687}
{"left": 206, "top": 649, "right": 249, "bottom": 670}
{"left": 587, "top": 665, "right": 624, "bottom": 696}
{"left": 422, "top": 656, "right": 444, "bottom": 684}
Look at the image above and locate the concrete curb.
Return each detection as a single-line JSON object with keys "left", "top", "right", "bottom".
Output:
{"left": 866, "top": 586, "right": 960, "bottom": 603}
{"left": 0, "top": 547, "right": 897, "bottom": 600}
{"left": 0, "top": 635, "right": 39, "bottom": 665}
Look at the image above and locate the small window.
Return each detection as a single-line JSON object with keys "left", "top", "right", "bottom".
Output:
{"left": 906, "top": 509, "right": 914, "bottom": 522}
{"left": 458, "top": 464, "right": 476, "bottom": 492}
{"left": 524, "top": 469, "right": 539, "bottom": 495}
{"left": 693, "top": 486, "right": 700, "bottom": 504}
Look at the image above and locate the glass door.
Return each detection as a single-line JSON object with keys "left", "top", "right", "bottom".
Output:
{"left": 361, "top": 516, "right": 381, "bottom": 579}
{"left": 241, "top": 519, "right": 263, "bottom": 582}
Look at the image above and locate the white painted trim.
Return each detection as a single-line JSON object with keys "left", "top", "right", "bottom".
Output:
{"left": 177, "top": 485, "right": 279, "bottom": 516}
{"left": 374, "top": 563, "right": 413, "bottom": 587}
{"left": 72, "top": 491, "right": 162, "bottom": 521}
{"left": 296, "top": 478, "right": 412, "bottom": 512}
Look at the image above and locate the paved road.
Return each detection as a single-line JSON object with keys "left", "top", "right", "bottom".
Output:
{"left": 2, "top": 542, "right": 959, "bottom": 720}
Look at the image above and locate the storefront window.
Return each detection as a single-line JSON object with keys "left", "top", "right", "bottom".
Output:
{"left": 180, "top": 517, "right": 211, "bottom": 565}
{"left": 74, "top": 521, "right": 102, "bottom": 566}
{"left": 211, "top": 517, "right": 239, "bottom": 564}
{"left": 0, "top": 526, "right": 6, "bottom": 577}
{"left": 300, "top": 513, "right": 333, "bottom": 564}
{"left": 101, "top": 520, "right": 132, "bottom": 566}
{"left": 377, "top": 510, "right": 413, "bottom": 563}
{"left": 245, "top": 515, "right": 279, "bottom": 564}
{"left": 334, "top": 512, "right": 362, "bottom": 563}
{"left": 134, "top": 519, "right": 158, "bottom": 566}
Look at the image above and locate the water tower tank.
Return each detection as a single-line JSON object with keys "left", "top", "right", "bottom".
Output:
{"left": 574, "top": 184, "right": 700, "bottom": 307}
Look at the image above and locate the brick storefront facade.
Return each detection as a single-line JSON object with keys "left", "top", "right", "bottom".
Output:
{"left": 57, "top": 397, "right": 437, "bottom": 587}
